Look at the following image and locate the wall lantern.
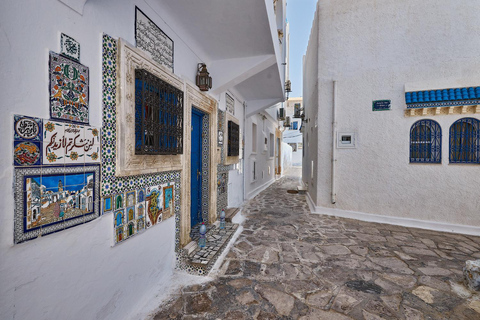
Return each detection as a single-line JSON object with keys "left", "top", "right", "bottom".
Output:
{"left": 283, "top": 116, "right": 291, "bottom": 128}
{"left": 196, "top": 63, "right": 212, "bottom": 91}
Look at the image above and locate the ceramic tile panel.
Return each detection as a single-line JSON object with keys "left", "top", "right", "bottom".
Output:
{"left": 114, "top": 193, "right": 124, "bottom": 210}
{"left": 114, "top": 210, "right": 124, "bottom": 227}
{"left": 14, "top": 115, "right": 42, "bottom": 141}
{"left": 14, "top": 141, "right": 42, "bottom": 166}
{"left": 137, "top": 188, "right": 145, "bottom": 203}
{"left": 103, "top": 195, "right": 113, "bottom": 214}
{"left": 126, "top": 206, "right": 135, "bottom": 222}
{"left": 60, "top": 33, "right": 80, "bottom": 62}
{"left": 14, "top": 165, "right": 100, "bottom": 244}
{"left": 126, "top": 191, "right": 136, "bottom": 207}
{"left": 49, "top": 52, "right": 89, "bottom": 124}
{"left": 42, "top": 119, "right": 100, "bottom": 165}
{"left": 145, "top": 185, "right": 163, "bottom": 228}
{"left": 201, "top": 114, "right": 210, "bottom": 223}
{"left": 101, "top": 34, "right": 182, "bottom": 250}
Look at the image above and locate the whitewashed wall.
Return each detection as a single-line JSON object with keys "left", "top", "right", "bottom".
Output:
{"left": 302, "top": 3, "right": 320, "bottom": 204}
{"left": 304, "top": 0, "right": 480, "bottom": 228}
{"left": 0, "top": 0, "right": 209, "bottom": 319}
{"left": 225, "top": 92, "right": 245, "bottom": 208}
{"left": 245, "top": 113, "right": 277, "bottom": 199}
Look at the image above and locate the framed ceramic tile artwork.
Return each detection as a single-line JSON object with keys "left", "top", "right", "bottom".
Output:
{"left": 49, "top": 52, "right": 89, "bottom": 124}
{"left": 14, "top": 165, "right": 100, "bottom": 244}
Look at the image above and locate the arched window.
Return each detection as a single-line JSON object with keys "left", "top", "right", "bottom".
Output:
{"left": 450, "top": 118, "right": 480, "bottom": 163}
{"left": 410, "top": 119, "right": 441, "bottom": 163}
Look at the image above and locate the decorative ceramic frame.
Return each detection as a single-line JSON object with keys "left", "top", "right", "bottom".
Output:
{"left": 14, "top": 165, "right": 100, "bottom": 244}
{"left": 116, "top": 38, "right": 183, "bottom": 176}
{"left": 103, "top": 34, "right": 221, "bottom": 275}
{"left": 102, "top": 34, "right": 181, "bottom": 245}
{"left": 180, "top": 83, "right": 218, "bottom": 247}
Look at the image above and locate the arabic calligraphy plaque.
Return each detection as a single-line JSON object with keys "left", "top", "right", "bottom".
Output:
{"left": 135, "top": 7, "right": 174, "bottom": 72}
{"left": 43, "top": 119, "right": 100, "bottom": 165}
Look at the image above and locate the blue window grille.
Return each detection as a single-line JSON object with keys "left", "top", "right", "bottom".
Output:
{"left": 449, "top": 117, "right": 480, "bottom": 164}
{"left": 135, "top": 69, "right": 183, "bottom": 155}
{"left": 410, "top": 119, "right": 441, "bottom": 163}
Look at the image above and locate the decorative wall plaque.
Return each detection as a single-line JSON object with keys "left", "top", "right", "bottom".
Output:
{"left": 14, "top": 165, "right": 100, "bottom": 244}
{"left": 372, "top": 100, "right": 391, "bottom": 111}
{"left": 60, "top": 33, "right": 80, "bottom": 62}
{"left": 135, "top": 7, "right": 174, "bottom": 72}
{"left": 49, "top": 52, "right": 89, "bottom": 124}
{"left": 226, "top": 93, "right": 235, "bottom": 115}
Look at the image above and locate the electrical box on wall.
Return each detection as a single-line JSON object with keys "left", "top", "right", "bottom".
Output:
{"left": 337, "top": 132, "right": 356, "bottom": 148}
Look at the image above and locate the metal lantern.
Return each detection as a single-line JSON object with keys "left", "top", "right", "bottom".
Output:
{"left": 283, "top": 116, "right": 291, "bottom": 128}
{"left": 196, "top": 63, "right": 212, "bottom": 91}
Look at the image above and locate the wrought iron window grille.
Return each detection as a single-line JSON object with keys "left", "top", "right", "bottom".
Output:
{"left": 227, "top": 121, "right": 239, "bottom": 157}
{"left": 449, "top": 117, "right": 480, "bottom": 164}
{"left": 410, "top": 119, "right": 441, "bottom": 163}
{"left": 135, "top": 69, "right": 184, "bottom": 155}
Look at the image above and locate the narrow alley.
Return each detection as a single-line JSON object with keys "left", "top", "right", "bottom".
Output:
{"left": 153, "top": 168, "right": 480, "bottom": 320}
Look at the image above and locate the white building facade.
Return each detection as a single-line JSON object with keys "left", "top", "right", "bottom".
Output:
{"left": 0, "top": 0, "right": 286, "bottom": 319}
{"left": 303, "top": 0, "right": 480, "bottom": 234}
{"left": 283, "top": 97, "right": 303, "bottom": 166}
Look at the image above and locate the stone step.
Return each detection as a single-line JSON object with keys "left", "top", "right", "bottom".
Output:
{"left": 297, "top": 186, "right": 307, "bottom": 194}
{"left": 186, "top": 223, "right": 239, "bottom": 271}
{"left": 224, "top": 207, "right": 240, "bottom": 222}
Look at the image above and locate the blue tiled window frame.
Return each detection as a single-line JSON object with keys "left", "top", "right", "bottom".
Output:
{"left": 405, "top": 87, "right": 480, "bottom": 109}
{"left": 449, "top": 117, "right": 480, "bottom": 164}
{"left": 410, "top": 119, "right": 442, "bottom": 164}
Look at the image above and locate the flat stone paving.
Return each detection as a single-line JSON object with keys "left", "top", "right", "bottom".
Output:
{"left": 154, "top": 168, "right": 480, "bottom": 319}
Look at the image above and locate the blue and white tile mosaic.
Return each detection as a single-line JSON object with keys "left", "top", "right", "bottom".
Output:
{"left": 101, "top": 34, "right": 181, "bottom": 247}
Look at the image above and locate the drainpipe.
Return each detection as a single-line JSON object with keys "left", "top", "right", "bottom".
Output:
{"left": 331, "top": 80, "right": 337, "bottom": 204}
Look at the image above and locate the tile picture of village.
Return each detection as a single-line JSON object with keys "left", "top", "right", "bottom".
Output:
{"left": 25, "top": 172, "right": 94, "bottom": 230}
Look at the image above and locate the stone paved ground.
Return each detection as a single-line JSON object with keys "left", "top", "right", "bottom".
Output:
{"left": 153, "top": 168, "right": 480, "bottom": 320}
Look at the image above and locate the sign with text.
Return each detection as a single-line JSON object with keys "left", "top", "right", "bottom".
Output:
{"left": 372, "top": 100, "right": 391, "bottom": 111}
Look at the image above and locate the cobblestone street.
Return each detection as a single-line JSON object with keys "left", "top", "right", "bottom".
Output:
{"left": 154, "top": 168, "right": 480, "bottom": 319}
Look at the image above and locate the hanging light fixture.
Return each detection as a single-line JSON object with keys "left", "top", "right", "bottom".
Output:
{"left": 196, "top": 63, "right": 212, "bottom": 91}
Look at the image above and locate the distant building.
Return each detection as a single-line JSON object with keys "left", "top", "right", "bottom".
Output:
{"left": 283, "top": 97, "right": 303, "bottom": 166}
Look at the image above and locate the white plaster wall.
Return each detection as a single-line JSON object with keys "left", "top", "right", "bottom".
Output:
{"left": 305, "top": 0, "right": 480, "bottom": 227}
{"left": 283, "top": 125, "right": 302, "bottom": 165}
{"left": 227, "top": 91, "right": 245, "bottom": 208}
{"left": 0, "top": 0, "right": 207, "bottom": 319}
{"left": 245, "top": 113, "right": 277, "bottom": 199}
{"left": 302, "top": 3, "right": 320, "bottom": 202}
{"left": 282, "top": 142, "right": 293, "bottom": 171}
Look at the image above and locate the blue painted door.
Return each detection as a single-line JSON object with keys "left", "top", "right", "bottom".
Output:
{"left": 190, "top": 109, "right": 203, "bottom": 227}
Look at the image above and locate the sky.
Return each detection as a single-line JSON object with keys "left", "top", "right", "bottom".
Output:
{"left": 286, "top": 0, "right": 318, "bottom": 98}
